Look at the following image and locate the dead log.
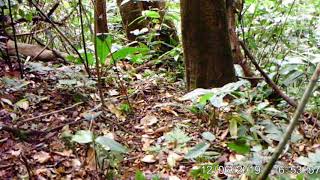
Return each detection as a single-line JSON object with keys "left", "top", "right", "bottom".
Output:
{"left": 6, "top": 40, "right": 68, "bottom": 61}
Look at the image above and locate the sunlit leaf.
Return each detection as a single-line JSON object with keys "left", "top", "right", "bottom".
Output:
{"left": 95, "top": 136, "right": 128, "bottom": 153}
{"left": 142, "top": 10, "right": 160, "bottom": 19}
{"left": 185, "top": 143, "right": 210, "bottom": 159}
{"left": 72, "top": 130, "right": 93, "bottom": 144}
{"left": 15, "top": 99, "right": 29, "bottom": 110}
{"left": 201, "top": 132, "right": 216, "bottom": 142}
{"left": 112, "top": 47, "right": 149, "bottom": 62}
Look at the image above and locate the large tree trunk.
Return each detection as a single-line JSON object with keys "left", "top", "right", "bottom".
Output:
{"left": 181, "top": 0, "right": 237, "bottom": 89}
{"left": 116, "top": 0, "right": 178, "bottom": 49}
{"left": 95, "top": 0, "right": 108, "bottom": 33}
{"left": 116, "top": 0, "right": 146, "bottom": 41}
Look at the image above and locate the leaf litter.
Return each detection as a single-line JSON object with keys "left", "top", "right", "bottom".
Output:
{"left": 0, "top": 60, "right": 319, "bottom": 179}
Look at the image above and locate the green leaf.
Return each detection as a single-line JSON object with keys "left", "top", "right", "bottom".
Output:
{"left": 96, "top": 34, "right": 112, "bottom": 65}
{"left": 142, "top": 10, "right": 160, "bottom": 19}
{"left": 185, "top": 143, "right": 210, "bottom": 159}
{"left": 15, "top": 99, "right": 29, "bottom": 110}
{"left": 199, "top": 93, "right": 213, "bottom": 107}
{"left": 227, "top": 138, "right": 250, "bottom": 154}
{"left": 201, "top": 132, "right": 216, "bottom": 142}
{"left": 229, "top": 118, "right": 238, "bottom": 138}
{"left": 95, "top": 136, "right": 128, "bottom": 153}
{"left": 72, "top": 130, "right": 93, "bottom": 144}
{"left": 112, "top": 47, "right": 149, "bottom": 62}
{"left": 165, "top": 128, "right": 191, "bottom": 144}
{"left": 135, "top": 170, "right": 146, "bottom": 180}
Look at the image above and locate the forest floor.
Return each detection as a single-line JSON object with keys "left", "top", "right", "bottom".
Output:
{"left": 0, "top": 59, "right": 319, "bottom": 179}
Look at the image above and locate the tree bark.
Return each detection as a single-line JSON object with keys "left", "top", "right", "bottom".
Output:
{"left": 226, "top": 0, "right": 257, "bottom": 86}
{"left": 116, "top": 0, "right": 178, "bottom": 48}
{"left": 181, "top": 0, "right": 237, "bottom": 89}
{"left": 116, "top": 0, "right": 146, "bottom": 41}
{"left": 95, "top": 0, "right": 108, "bottom": 33}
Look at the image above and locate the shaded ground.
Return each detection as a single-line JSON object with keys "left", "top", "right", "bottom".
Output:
{"left": 1, "top": 59, "right": 320, "bottom": 179}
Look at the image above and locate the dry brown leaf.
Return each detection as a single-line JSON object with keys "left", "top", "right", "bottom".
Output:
{"left": 141, "top": 155, "right": 157, "bottom": 163}
{"left": 141, "top": 115, "right": 158, "bottom": 126}
{"left": 53, "top": 150, "right": 73, "bottom": 157}
{"left": 161, "top": 107, "right": 178, "bottom": 116}
{"left": 167, "top": 151, "right": 183, "bottom": 168}
{"left": 85, "top": 147, "right": 96, "bottom": 171}
{"left": 72, "top": 159, "right": 81, "bottom": 169}
{"left": 107, "top": 103, "right": 126, "bottom": 121}
{"left": 33, "top": 151, "right": 51, "bottom": 163}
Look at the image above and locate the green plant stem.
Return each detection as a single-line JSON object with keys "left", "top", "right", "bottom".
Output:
{"left": 258, "top": 63, "right": 320, "bottom": 180}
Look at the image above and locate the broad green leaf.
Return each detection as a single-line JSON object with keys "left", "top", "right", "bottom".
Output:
{"left": 199, "top": 93, "right": 213, "bottom": 107}
{"left": 142, "top": 10, "right": 160, "bottom": 19}
{"left": 185, "top": 143, "right": 210, "bottom": 159}
{"left": 81, "top": 52, "right": 94, "bottom": 66}
{"left": 112, "top": 47, "right": 149, "bottom": 62}
{"left": 135, "top": 170, "right": 146, "bottom": 180}
{"left": 95, "top": 136, "right": 128, "bottom": 153}
{"left": 201, "top": 132, "right": 216, "bottom": 142}
{"left": 227, "top": 138, "right": 250, "bottom": 154}
{"left": 72, "top": 130, "right": 93, "bottom": 144}
{"left": 96, "top": 34, "right": 112, "bottom": 65}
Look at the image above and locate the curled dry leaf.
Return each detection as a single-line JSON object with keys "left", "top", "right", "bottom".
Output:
{"left": 140, "top": 115, "right": 158, "bottom": 126}
{"left": 141, "top": 154, "right": 157, "bottom": 163}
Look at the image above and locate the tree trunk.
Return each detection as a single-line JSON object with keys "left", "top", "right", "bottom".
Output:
{"left": 95, "top": 0, "right": 108, "bottom": 33}
{"left": 116, "top": 0, "right": 146, "bottom": 41}
{"left": 181, "top": 0, "right": 237, "bottom": 89}
{"left": 116, "top": 0, "right": 178, "bottom": 48}
{"left": 226, "top": 0, "right": 257, "bottom": 86}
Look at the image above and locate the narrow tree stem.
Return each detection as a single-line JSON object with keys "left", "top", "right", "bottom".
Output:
{"left": 258, "top": 63, "right": 320, "bottom": 179}
{"left": 78, "top": 0, "right": 89, "bottom": 68}
{"left": 8, "top": 0, "right": 24, "bottom": 78}
{"left": 28, "top": 0, "right": 91, "bottom": 77}
{"left": 240, "top": 40, "right": 298, "bottom": 107}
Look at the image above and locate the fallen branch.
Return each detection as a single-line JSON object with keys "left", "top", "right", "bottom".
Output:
{"left": 30, "top": 36, "right": 56, "bottom": 61}
{"left": 258, "top": 63, "right": 320, "bottom": 179}
{"left": 17, "top": 102, "right": 84, "bottom": 126}
{"left": 0, "top": 118, "right": 85, "bottom": 141}
{"left": 6, "top": 39, "right": 68, "bottom": 61}
{"left": 239, "top": 40, "right": 298, "bottom": 107}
